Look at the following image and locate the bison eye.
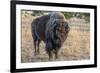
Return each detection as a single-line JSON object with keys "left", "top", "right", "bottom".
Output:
{"left": 64, "top": 24, "right": 69, "bottom": 30}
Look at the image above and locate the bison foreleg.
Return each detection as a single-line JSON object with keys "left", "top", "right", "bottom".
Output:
{"left": 54, "top": 49, "right": 59, "bottom": 59}
{"left": 47, "top": 51, "right": 52, "bottom": 61}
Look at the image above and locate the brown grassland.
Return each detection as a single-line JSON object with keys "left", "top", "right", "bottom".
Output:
{"left": 21, "top": 13, "right": 90, "bottom": 63}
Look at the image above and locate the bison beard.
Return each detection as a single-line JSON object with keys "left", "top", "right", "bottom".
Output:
{"left": 31, "top": 12, "right": 70, "bottom": 60}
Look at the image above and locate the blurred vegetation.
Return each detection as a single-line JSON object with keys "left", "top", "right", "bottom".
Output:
{"left": 62, "top": 12, "right": 90, "bottom": 22}
{"left": 31, "top": 11, "right": 45, "bottom": 16}
{"left": 22, "top": 10, "right": 90, "bottom": 22}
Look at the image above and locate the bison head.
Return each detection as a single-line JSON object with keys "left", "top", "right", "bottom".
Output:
{"left": 46, "top": 12, "right": 70, "bottom": 50}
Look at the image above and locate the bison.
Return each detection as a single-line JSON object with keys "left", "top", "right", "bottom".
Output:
{"left": 31, "top": 12, "right": 70, "bottom": 60}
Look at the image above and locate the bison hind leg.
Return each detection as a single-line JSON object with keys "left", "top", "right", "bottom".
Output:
{"left": 33, "top": 38, "right": 41, "bottom": 56}
{"left": 34, "top": 38, "right": 37, "bottom": 56}
{"left": 37, "top": 39, "right": 41, "bottom": 55}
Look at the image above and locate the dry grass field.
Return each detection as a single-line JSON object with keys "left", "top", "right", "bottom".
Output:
{"left": 21, "top": 12, "right": 90, "bottom": 63}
